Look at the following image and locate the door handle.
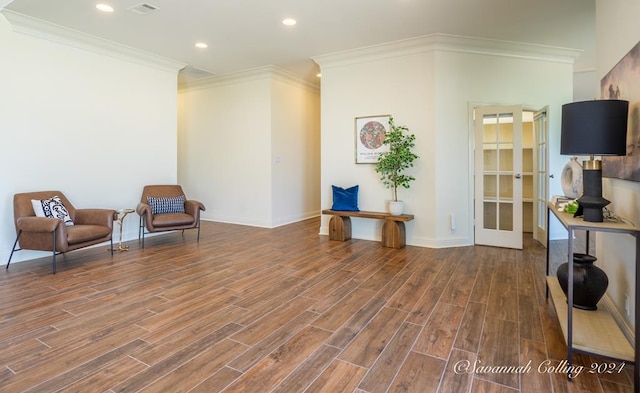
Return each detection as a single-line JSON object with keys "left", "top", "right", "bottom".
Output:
{"left": 514, "top": 174, "right": 521, "bottom": 179}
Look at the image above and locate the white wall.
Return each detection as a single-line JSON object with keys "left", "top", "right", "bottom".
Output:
{"left": 178, "top": 72, "right": 272, "bottom": 227}
{"left": 178, "top": 67, "right": 321, "bottom": 228}
{"left": 573, "top": 70, "right": 599, "bottom": 101}
{"left": 435, "top": 46, "right": 577, "bottom": 243}
{"left": 315, "top": 35, "right": 578, "bottom": 247}
{"left": 0, "top": 13, "right": 182, "bottom": 263}
{"left": 315, "top": 39, "right": 433, "bottom": 243}
{"left": 271, "top": 74, "right": 322, "bottom": 227}
{"left": 595, "top": 0, "right": 640, "bottom": 330}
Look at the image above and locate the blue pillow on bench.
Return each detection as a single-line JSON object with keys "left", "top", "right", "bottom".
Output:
{"left": 332, "top": 185, "right": 359, "bottom": 211}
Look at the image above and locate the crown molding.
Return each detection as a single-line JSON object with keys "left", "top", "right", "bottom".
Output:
{"left": 0, "top": 0, "right": 15, "bottom": 11}
{"left": 179, "top": 65, "right": 319, "bottom": 93}
{"left": 433, "top": 33, "right": 583, "bottom": 63}
{"left": 573, "top": 67, "right": 597, "bottom": 74}
{"left": 2, "top": 10, "right": 186, "bottom": 73}
{"left": 313, "top": 33, "right": 582, "bottom": 70}
{"left": 179, "top": 66, "right": 277, "bottom": 92}
{"left": 270, "top": 66, "right": 320, "bottom": 93}
{"left": 312, "top": 35, "right": 434, "bottom": 69}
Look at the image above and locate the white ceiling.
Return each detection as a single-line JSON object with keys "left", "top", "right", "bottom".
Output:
{"left": 2, "top": 0, "right": 595, "bottom": 84}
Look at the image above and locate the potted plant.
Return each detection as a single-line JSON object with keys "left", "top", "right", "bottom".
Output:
{"left": 375, "top": 116, "right": 418, "bottom": 215}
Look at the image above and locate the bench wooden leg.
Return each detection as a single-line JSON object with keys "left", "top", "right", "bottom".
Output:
{"left": 382, "top": 220, "right": 406, "bottom": 248}
{"left": 328, "top": 216, "right": 352, "bottom": 241}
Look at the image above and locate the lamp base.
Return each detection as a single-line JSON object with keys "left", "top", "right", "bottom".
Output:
{"left": 577, "top": 196, "right": 609, "bottom": 222}
{"left": 577, "top": 165, "right": 609, "bottom": 222}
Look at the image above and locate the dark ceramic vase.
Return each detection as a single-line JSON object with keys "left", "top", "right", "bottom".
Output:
{"left": 557, "top": 253, "right": 608, "bottom": 310}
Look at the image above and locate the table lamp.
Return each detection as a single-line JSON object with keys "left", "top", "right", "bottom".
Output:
{"left": 560, "top": 99, "right": 629, "bottom": 222}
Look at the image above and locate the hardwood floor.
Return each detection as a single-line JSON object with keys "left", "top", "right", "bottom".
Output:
{"left": 0, "top": 218, "right": 633, "bottom": 392}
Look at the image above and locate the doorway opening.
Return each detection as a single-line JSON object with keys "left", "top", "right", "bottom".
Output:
{"left": 473, "top": 105, "right": 548, "bottom": 249}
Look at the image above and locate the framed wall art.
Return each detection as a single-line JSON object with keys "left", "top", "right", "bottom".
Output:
{"left": 600, "top": 39, "right": 640, "bottom": 181}
{"left": 355, "top": 115, "right": 390, "bottom": 164}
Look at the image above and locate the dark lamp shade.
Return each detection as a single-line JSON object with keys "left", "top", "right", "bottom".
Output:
{"left": 560, "top": 99, "right": 629, "bottom": 156}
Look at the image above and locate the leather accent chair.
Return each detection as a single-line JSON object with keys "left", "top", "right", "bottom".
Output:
{"left": 6, "top": 191, "right": 117, "bottom": 274}
{"left": 136, "top": 185, "right": 206, "bottom": 248}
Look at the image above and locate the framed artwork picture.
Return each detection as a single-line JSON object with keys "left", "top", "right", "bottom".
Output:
{"left": 601, "top": 39, "right": 640, "bottom": 181}
{"left": 355, "top": 115, "right": 390, "bottom": 164}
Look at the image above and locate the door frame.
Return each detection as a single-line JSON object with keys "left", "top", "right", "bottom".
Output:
{"left": 467, "top": 102, "right": 548, "bottom": 248}
{"left": 533, "top": 107, "right": 549, "bottom": 246}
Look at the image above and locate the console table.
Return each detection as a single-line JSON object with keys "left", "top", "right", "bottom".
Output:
{"left": 322, "top": 209, "right": 414, "bottom": 248}
{"left": 546, "top": 202, "right": 640, "bottom": 392}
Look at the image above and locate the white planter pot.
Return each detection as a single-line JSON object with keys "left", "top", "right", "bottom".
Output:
{"left": 388, "top": 201, "right": 404, "bottom": 216}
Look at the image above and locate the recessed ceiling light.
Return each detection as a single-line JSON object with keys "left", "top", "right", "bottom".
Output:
{"left": 195, "top": 42, "right": 208, "bottom": 49}
{"left": 282, "top": 18, "right": 296, "bottom": 26}
{"left": 96, "top": 4, "right": 114, "bottom": 13}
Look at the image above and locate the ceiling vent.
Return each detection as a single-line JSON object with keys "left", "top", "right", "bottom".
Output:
{"left": 128, "top": 3, "right": 159, "bottom": 15}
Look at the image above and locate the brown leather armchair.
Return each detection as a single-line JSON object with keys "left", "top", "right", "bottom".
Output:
{"left": 136, "top": 185, "right": 206, "bottom": 248}
{"left": 6, "top": 191, "right": 117, "bottom": 274}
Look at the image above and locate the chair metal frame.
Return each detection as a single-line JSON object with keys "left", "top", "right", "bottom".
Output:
{"left": 138, "top": 215, "right": 201, "bottom": 248}
{"left": 6, "top": 230, "right": 114, "bottom": 274}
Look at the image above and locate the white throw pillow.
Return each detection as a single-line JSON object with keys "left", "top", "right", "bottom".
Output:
{"left": 31, "top": 196, "right": 74, "bottom": 226}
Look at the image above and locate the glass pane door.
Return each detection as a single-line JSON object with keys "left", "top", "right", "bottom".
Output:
{"left": 533, "top": 108, "right": 548, "bottom": 246}
{"left": 474, "top": 106, "right": 523, "bottom": 249}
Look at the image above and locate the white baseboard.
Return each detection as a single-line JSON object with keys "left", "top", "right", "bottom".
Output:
{"left": 602, "top": 293, "right": 635, "bottom": 346}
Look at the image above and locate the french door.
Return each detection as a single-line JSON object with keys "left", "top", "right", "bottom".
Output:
{"left": 474, "top": 106, "right": 523, "bottom": 249}
{"left": 533, "top": 108, "right": 549, "bottom": 246}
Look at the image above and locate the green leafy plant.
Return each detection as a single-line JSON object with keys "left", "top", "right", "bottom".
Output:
{"left": 375, "top": 116, "right": 418, "bottom": 201}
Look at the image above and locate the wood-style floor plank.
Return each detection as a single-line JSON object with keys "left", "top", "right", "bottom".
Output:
{"left": 57, "top": 355, "right": 148, "bottom": 393}
{"left": 311, "top": 288, "right": 379, "bottom": 331}
{"left": 271, "top": 344, "right": 342, "bottom": 393}
{"left": 519, "top": 338, "right": 552, "bottom": 393}
{"left": 0, "top": 219, "right": 632, "bottom": 392}
{"left": 338, "top": 306, "right": 408, "bottom": 368}
{"left": 117, "top": 323, "right": 243, "bottom": 392}
{"left": 357, "top": 322, "right": 422, "bottom": 393}
{"left": 413, "top": 302, "right": 465, "bottom": 359}
{"left": 326, "top": 296, "right": 387, "bottom": 349}
{"left": 454, "top": 301, "right": 487, "bottom": 352}
{"left": 222, "top": 326, "right": 331, "bottom": 392}
{"left": 439, "top": 349, "right": 476, "bottom": 393}
{"left": 304, "top": 359, "right": 368, "bottom": 393}
{"left": 228, "top": 310, "right": 319, "bottom": 372}
{"left": 388, "top": 351, "right": 446, "bottom": 392}
{"left": 137, "top": 338, "right": 248, "bottom": 393}
{"left": 230, "top": 296, "right": 318, "bottom": 347}
{"left": 476, "top": 316, "right": 520, "bottom": 388}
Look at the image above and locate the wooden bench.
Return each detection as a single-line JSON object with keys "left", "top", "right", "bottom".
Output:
{"left": 322, "top": 209, "right": 414, "bottom": 249}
